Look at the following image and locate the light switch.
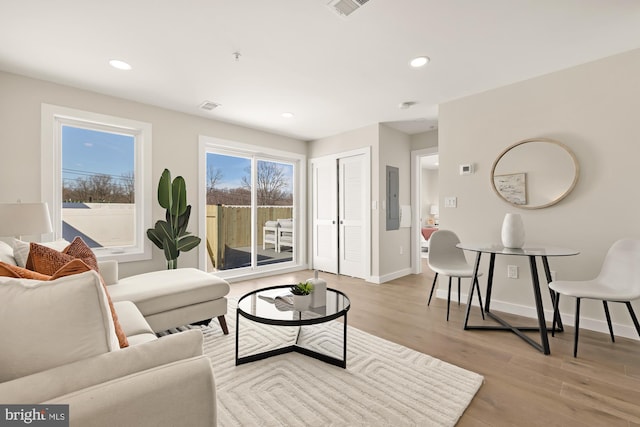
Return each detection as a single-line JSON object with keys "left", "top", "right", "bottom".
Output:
{"left": 445, "top": 197, "right": 457, "bottom": 208}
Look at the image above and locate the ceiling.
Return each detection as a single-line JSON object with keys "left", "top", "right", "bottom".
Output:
{"left": 1, "top": 0, "right": 640, "bottom": 141}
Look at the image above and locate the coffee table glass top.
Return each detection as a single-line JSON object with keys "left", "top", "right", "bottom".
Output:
{"left": 237, "top": 285, "right": 350, "bottom": 326}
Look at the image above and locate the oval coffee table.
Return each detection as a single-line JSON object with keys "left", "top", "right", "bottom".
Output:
{"left": 236, "top": 285, "right": 350, "bottom": 368}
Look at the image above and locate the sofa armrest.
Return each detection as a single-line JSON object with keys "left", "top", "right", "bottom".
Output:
{"left": 48, "top": 357, "right": 216, "bottom": 427}
{"left": 0, "top": 329, "right": 204, "bottom": 404}
{"left": 98, "top": 260, "right": 118, "bottom": 285}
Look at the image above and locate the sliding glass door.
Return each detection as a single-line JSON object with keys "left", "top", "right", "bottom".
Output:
{"left": 201, "top": 140, "right": 302, "bottom": 276}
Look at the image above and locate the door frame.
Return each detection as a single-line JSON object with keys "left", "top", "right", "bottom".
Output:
{"left": 411, "top": 147, "right": 438, "bottom": 274}
{"left": 308, "top": 146, "right": 371, "bottom": 281}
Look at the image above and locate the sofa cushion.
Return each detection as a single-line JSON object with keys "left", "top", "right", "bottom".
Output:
{"left": 109, "top": 268, "right": 230, "bottom": 317}
{"left": 0, "top": 271, "right": 119, "bottom": 382}
{"left": 113, "top": 301, "right": 157, "bottom": 345}
{"left": 24, "top": 240, "right": 129, "bottom": 348}
{"left": 12, "top": 238, "right": 69, "bottom": 268}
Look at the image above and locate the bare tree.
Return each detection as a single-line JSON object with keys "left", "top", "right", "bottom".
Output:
{"left": 121, "top": 171, "right": 135, "bottom": 203}
{"left": 207, "top": 166, "right": 223, "bottom": 190}
{"left": 241, "top": 162, "right": 291, "bottom": 205}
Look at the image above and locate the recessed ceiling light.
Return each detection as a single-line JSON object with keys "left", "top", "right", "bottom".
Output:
{"left": 109, "top": 59, "right": 132, "bottom": 70}
{"left": 281, "top": 112, "right": 294, "bottom": 119}
{"left": 409, "top": 56, "right": 430, "bottom": 68}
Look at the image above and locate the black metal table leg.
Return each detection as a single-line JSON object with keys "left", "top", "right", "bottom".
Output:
{"left": 542, "top": 256, "right": 564, "bottom": 332}
{"left": 529, "top": 255, "right": 551, "bottom": 355}
{"left": 463, "top": 252, "right": 482, "bottom": 329}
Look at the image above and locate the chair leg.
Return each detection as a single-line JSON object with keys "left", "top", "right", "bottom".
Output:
{"left": 573, "top": 298, "right": 581, "bottom": 358}
{"left": 552, "top": 292, "right": 560, "bottom": 337}
{"left": 625, "top": 302, "right": 640, "bottom": 337}
{"left": 447, "top": 276, "right": 452, "bottom": 321}
{"left": 458, "top": 277, "right": 461, "bottom": 305}
{"left": 603, "top": 301, "right": 615, "bottom": 342}
{"left": 427, "top": 273, "right": 439, "bottom": 306}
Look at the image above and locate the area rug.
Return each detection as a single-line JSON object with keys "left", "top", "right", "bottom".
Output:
{"left": 188, "top": 302, "right": 483, "bottom": 426}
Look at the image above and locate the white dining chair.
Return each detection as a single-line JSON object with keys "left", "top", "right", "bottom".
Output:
{"left": 427, "top": 230, "right": 484, "bottom": 321}
{"left": 549, "top": 238, "right": 640, "bottom": 357}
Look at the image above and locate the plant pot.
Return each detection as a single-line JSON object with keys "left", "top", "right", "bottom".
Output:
{"left": 293, "top": 294, "right": 311, "bottom": 311}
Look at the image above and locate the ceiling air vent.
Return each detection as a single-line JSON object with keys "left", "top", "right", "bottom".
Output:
{"left": 199, "top": 101, "right": 221, "bottom": 111}
{"left": 327, "top": 0, "right": 370, "bottom": 18}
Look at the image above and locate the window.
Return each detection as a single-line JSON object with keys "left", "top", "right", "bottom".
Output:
{"left": 199, "top": 136, "right": 305, "bottom": 278}
{"left": 41, "top": 104, "right": 152, "bottom": 262}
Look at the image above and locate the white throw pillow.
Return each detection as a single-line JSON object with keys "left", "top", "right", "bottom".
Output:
{"left": 0, "top": 270, "right": 119, "bottom": 382}
{"left": 0, "top": 240, "right": 16, "bottom": 265}
{"left": 12, "top": 238, "right": 70, "bottom": 268}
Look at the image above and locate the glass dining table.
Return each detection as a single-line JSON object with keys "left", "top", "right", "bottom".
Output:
{"left": 456, "top": 243, "right": 579, "bottom": 355}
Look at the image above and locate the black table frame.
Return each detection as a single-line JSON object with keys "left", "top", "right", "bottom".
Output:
{"left": 462, "top": 251, "right": 565, "bottom": 355}
{"left": 235, "top": 285, "right": 350, "bottom": 368}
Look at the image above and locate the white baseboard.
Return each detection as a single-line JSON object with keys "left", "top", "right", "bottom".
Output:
{"left": 435, "top": 289, "right": 640, "bottom": 341}
{"left": 368, "top": 267, "right": 413, "bottom": 284}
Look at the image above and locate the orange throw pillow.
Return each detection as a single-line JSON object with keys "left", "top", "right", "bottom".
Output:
{"left": 0, "top": 262, "right": 50, "bottom": 280}
{"left": 63, "top": 237, "right": 100, "bottom": 271}
{"left": 25, "top": 239, "right": 129, "bottom": 348}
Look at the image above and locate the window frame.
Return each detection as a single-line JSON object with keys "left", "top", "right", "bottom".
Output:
{"left": 41, "top": 104, "right": 152, "bottom": 262}
{"left": 198, "top": 135, "right": 306, "bottom": 279}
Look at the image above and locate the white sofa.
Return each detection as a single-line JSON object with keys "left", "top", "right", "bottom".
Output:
{"left": 0, "top": 241, "right": 224, "bottom": 426}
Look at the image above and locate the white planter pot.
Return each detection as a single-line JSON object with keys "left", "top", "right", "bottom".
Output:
{"left": 501, "top": 213, "right": 525, "bottom": 249}
{"left": 293, "top": 294, "right": 311, "bottom": 311}
{"left": 307, "top": 271, "right": 327, "bottom": 308}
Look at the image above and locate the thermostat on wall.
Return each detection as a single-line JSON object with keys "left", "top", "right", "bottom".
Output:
{"left": 459, "top": 164, "right": 474, "bottom": 175}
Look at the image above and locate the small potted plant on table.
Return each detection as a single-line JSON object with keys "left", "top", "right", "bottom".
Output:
{"left": 290, "top": 281, "right": 314, "bottom": 311}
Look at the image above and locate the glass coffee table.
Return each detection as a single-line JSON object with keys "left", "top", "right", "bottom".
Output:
{"left": 235, "top": 285, "right": 350, "bottom": 368}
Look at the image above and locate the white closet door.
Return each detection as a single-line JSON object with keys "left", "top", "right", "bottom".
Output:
{"left": 338, "top": 154, "right": 365, "bottom": 278}
{"left": 311, "top": 158, "right": 338, "bottom": 273}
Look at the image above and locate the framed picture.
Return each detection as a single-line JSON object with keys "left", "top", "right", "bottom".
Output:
{"left": 494, "top": 173, "right": 527, "bottom": 205}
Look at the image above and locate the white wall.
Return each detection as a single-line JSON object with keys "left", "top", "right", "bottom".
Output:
{"left": 378, "top": 124, "right": 412, "bottom": 281}
{"left": 439, "top": 48, "right": 640, "bottom": 338}
{"left": 0, "top": 71, "right": 306, "bottom": 279}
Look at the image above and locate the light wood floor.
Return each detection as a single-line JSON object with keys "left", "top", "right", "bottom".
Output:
{"left": 227, "top": 263, "right": 640, "bottom": 427}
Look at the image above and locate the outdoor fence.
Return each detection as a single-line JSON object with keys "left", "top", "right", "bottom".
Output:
{"left": 206, "top": 205, "right": 293, "bottom": 270}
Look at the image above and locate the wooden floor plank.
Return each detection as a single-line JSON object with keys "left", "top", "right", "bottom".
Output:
{"left": 228, "top": 263, "right": 640, "bottom": 426}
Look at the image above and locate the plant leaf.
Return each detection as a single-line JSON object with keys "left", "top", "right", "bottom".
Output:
{"left": 171, "top": 176, "right": 188, "bottom": 217}
{"left": 146, "top": 228, "right": 164, "bottom": 249}
{"left": 157, "top": 169, "right": 172, "bottom": 210}
{"left": 177, "top": 234, "right": 201, "bottom": 252}
{"left": 163, "top": 237, "right": 179, "bottom": 261}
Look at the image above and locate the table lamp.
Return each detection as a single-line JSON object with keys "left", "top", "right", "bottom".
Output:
{"left": 0, "top": 202, "right": 53, "bottom": 239}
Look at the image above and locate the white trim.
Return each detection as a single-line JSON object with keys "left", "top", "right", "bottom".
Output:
{"left": 410, "top": 147, "right": 438, "bottom": 274}
{"left": 308, "top": 146, "right": 371, "bottom": 281}
{"left": 41, "top": 104, "right": 152, "bottom": 262}
{"left": 198, "top": 135, "right": 306, "bottom": 279}
{"left": 369, "top": 267, "right": 413, "bottom": 284}
{"left": 433, "top": 289, "right": 640, "bottom": 341}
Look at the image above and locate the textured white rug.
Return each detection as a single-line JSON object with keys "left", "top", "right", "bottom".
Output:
{"left": 194, "top": 302, "right": 483, "bottom": 427}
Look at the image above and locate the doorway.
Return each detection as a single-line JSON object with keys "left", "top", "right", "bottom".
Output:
{"left": 411, "top": 147, "right": 439, "bottom": 274}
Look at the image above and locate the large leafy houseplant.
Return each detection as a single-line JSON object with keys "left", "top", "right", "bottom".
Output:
{"left": 147, "top": 169, "right": 201, "bottom": 269}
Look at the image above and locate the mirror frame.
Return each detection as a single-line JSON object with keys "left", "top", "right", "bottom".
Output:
{"left": 490, "top": 137, "right": 579, "bottom": 210}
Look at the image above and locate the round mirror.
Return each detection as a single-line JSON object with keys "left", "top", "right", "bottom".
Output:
{"left": 491, "top": 138, "right": 579, "bottom": 209}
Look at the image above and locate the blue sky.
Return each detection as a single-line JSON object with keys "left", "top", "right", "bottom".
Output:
{"left": 207, "top": 152, "right": 293, "bottom": 192}
{"left": 62, "top": 125, "right": 134, "bottom": 186}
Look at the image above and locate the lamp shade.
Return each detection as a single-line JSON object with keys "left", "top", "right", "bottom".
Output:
{"left": 0, "top": 202, "right": 53, "bottom": 238}
{"left": 430, "top": 205, "right": 439, "bottom": 216}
